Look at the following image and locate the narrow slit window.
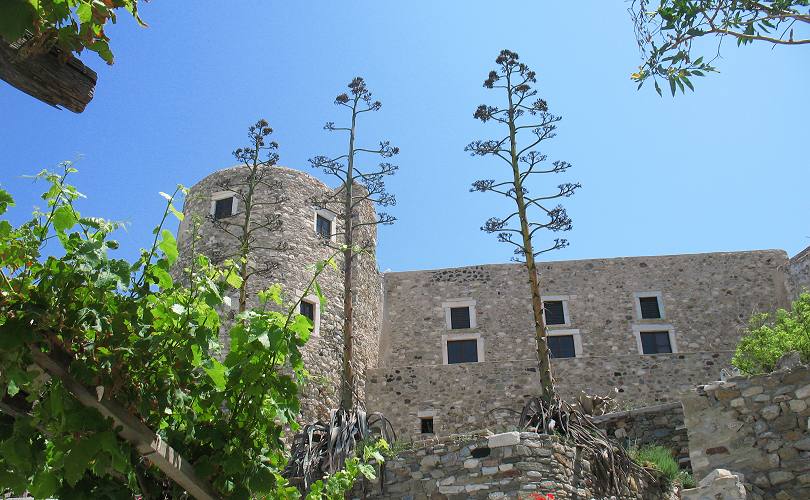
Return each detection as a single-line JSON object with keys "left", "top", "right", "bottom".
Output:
{"left": 450, "top": 307, "right": 471, "bottom": 329}
{"left": 300, "top": 301, "right": 315, "bottom": 322}
{"left": 315, "top": 214, "right": 332, "bottom": 239}
{"left": 639, "top": 296, "right": 661, "bottom": 319}
{"left": 213, "top": 197, "right": 234, "bottom": 220}
{"left": 446, "top": 339, "right": 478, "bottom": 364}
{"left": 544, "top": 301, "right": 566, "bottom": 325}
{"left": 640, "top": 331, "right": 672, "bottom": 354}
{"left": 420, "top": 417, "right": 434, "bottom": 434}
{"left": 548, "top": 335, "right": 576, "bottom": 358}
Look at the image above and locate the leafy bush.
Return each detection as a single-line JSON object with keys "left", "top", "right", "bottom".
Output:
{"left": 732, "top": 293, "right": 810, "bottom": 375}
{"left": 629, "top": 445, "right": 692, "bottom": 487}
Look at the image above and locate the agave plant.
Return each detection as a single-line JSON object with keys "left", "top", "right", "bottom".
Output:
{"left": 518, "top": 396, "right": 652, "bottom": 495}
{"left": 284, "top": 407, "right": 395, "bottom": 489}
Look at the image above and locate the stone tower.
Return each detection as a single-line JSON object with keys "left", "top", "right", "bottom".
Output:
{"left": 176, "top": 165, "right": 382, "bottom": 423}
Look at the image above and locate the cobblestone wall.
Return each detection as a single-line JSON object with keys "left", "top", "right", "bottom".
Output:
{"left": 364, "top": 431, "right": 675, "bottom": 499}
{"left": 176, "top": 165, "right": 381, "bottom": 423}
{"left": 367, "top": 352, "right": 732, "bottom": 440}
{"left": 789, "top": 245, "right": 810, "bottom": 299}
{"left": 682, "top": 364, "right": 810, "bottom": 498}
{"left": 593, "top": 403, "right": 690, "bottom": 470}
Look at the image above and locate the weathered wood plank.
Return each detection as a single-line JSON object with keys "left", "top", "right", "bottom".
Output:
{"left": 28, "top": 347, "right": 218, "bottom": 500}
{"left": 0, "top": 38, "right": 97, "bottom": 113}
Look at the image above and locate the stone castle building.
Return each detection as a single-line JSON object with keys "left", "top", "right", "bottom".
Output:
{"left": 178, "top": 165, "right": 810, "bottom": 441}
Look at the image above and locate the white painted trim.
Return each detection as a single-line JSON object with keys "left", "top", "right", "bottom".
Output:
{"left": 299, "top": 294, "right": 321, "bottom": 338}
{"left": 541, "top": 295, "right": 572, "bottom": 327}
{"left": 545, "top": 328, "right": 583, "bottom": 358}
{"left": 210, "top": 190, "right": 238, "bottom": 217}
{"left": 633, "top": 291, "right": 665, "bottom": 320}
{"left": 441, "top": 332, "right": 484, "bottom": 364}
{"left": 632, "top": 323, "right": 678, "bottom": 354}
{"left": 313, "top": 208, "right": 337, "bottom": 242}
{"left": 442, "top": 298, "right": 477, "bottom": 330}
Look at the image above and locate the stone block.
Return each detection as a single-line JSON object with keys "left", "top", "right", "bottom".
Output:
{"left": 488, "top": 432, "right": 520, "bottom": 448}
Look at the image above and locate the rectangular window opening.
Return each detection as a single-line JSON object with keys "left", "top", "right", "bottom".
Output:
{"left": 316, "top": 214, "right": 332, "bottom": 239}
{"left": 446, "top": 339, "right": 478, "bottom": 364}
{"left": 640, "top": 331, "right": 672, "bottom": 354}
{"left": 449, "top": 306, "right": 471, "bottom": 329}
{"left": 544, "top": 301, "right": 566, "bottom": 325}
{"left": 300, "top": 301, "right": 315, "bottom": 322}
{"left": 213, "top": 197, "right": 234, "bottom": 220}
{"left": 548, "top": 335, "right": 576, "bottom": 358}
{"left": 420, "top": 417, "right": 434, "bottom": 434}
{"left": 639, "top": 296, "right": 661, "bottom": 319}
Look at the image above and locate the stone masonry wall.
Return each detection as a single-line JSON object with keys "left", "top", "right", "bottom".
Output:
{"left": 593, "top": 403, "right": 690, "bottom": 470}
{"left": 176, "top": 165, "right": 381, "bottom": 424}
{"left": 379, "top": 251, "right": 790, "bottom": 367}
{"left": 682, "top": 364, "right": 810, "bottom": 498}
{"left": 367, "top": 352, "right": 731, "bottom": 440}
{"left": 365, "top": 431, "right": 675, "bottom": 500}
{"left": 788, "top": 245, "right": 810, "bottom": 299}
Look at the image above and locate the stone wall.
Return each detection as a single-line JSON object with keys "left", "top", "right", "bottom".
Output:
{"left": 367, "top": 352, "right": 732, "bottom": 440}
{"left": 365, "top": 431, "right": 675, "bottom": 499}
{"left": 788, "top": 245, "right": 810, "bottom": 299}
{"left": 682, "top": 364, "right": 810, "bottom": 498}
{"left": 379, "top": 251, "right": 790, "bottom": 367}
{"left": 593, "top": 403, "right": 690, "bottom": 469}
{"left": 176, "top": 165, "right": 382, "bottom": 424}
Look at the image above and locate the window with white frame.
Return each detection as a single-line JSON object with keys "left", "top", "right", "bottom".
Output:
{"left": 442, "top": 299, "right": 477, "bottom": 330}
{"left": 632, "top": 324, "right": 677, "bottom": 355}
{"left": 441, "top": 332, "right": 483, "bottom": 364}
{"left": 210, "top": 191, "right": 238, "bottom": 220}
{"left": 542, "top": 295, "right": 572, "bottom": 326}
{"left": 298, "top": 295, "right": 321, "bottom": 337}
{"left": 418, "top": 409, "right": 436, "bottom": 434}
{"left": 633, "top": 291, "right": 665, "bottom": 320}
{"left": 313, "top": 209, "right": 336, "bottom": 241}
{"left": 546, "top": 329, "right": 582, "bottom": 358}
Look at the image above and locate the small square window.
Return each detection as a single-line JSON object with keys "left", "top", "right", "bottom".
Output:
{"left": 548, "top": 335, "right": 576, "bottom": 358}
{"left": 544, "top": 301, "right": 566, "bottom": 325}
{"left": 420, "top": 417, "right": 434, "bottom": 434}
{"left": 640, "top": 331, "right": 672, "bottom": 354}
{"left": 450, "top": 307, "right": 471, "bottom": 329}
{"left": 447, "top": 339, "right": 478, "bottom": 364}
{"left": 639, "top": 296, "right": 661, "bottom": 319}
{"left": 300, "top": 301, "right": 315, "bottom": 322}
{"left": 315, "top": 214, "right": 332, "bottom": 239}
{"left": 213, "top": 197, "right": 234, "bottom": 220}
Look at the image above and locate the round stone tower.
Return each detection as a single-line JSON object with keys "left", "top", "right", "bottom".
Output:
{"left": 176, "top": 165, "right": 382, "bottom": 423}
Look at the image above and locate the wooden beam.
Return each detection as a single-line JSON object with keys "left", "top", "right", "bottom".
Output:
{"left": 0, "top": 36, "right": 97, "bottom": 113}
{"left": 28, "top": 348, "right": 219, "bottom": 500}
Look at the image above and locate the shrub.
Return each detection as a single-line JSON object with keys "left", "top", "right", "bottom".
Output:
{"left": 732, "top": 293, "right": 810, "bottom": 375}
{"left": 630, "top": 445, "right": 680, "bottom": 483}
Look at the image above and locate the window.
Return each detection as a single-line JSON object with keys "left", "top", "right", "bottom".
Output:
{"left": 297, "top": 295, "right": 320, "bottom": 337}
{"left": 544, "top": 301, "right": 566, "bottom": 325}
{"left": 634, "top": 292, "right": 665, "bottom": 320}
{"left": 300, "top": 300, "right": 315, "bottom": 323}
{"left": 639, "top": 296, "right": 661, "bottom": 319}
{"left": 446, "top": 339, "right": 478, "bottom": 364}
{"left": 210, "top": 191, "right": 238, "bottom": 220}
{"left": 548, "top": 335, "right": 576, "bottom": 358}
{"left": 442, "top": 299, "right": 477, "bottom": 330}
{"left": 640, "top": 331, "right": 672, "bottom": 354}
{"left": 315, "top": 214, "right": 332, "bottom": 239}
{"left": 632, "top": 324, "right": 677, "bottom": 355}
{"left": 450, "top": 307, "right": 471, "bottom": 329}
{"left": 420, "top": 417, "right": 434, "bottom": 434}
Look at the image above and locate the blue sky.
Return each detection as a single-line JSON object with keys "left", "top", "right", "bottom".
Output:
{"left": 2, "top": 1, "right": 808, "bottom": 272}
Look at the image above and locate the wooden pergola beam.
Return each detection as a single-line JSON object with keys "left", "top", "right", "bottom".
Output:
{"left": 0, "top": 36, "right": 97, "bottom": 113}
{"left": 28, "top": 347, "right": 218, "bottom": 500}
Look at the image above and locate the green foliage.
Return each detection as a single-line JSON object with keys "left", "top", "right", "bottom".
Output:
{"left": 305, "top": 439, "right": 388, "bottom": 500}
{"left": 630, "top": 0, "right": 809, "bottom": 95}
{"left": 0, "top": 0, "right": 147, "bottom": 64}
{"left": 0, "top": 163, "right": 359, "bottom": 498}
{"left": 629, "top": 445, "right": 692, "bottom": 487}
{"left": 732, "top": 293, "right": 810, "bottom": 375}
